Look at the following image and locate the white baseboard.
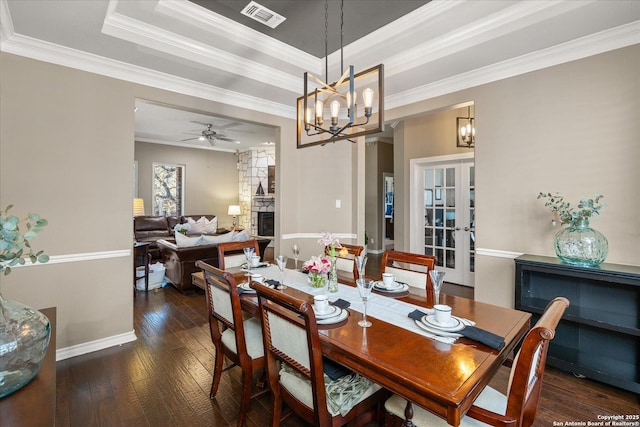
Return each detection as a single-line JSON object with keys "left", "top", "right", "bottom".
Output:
{"left": 56, "top": 330, "right": 137, "bottom": 361}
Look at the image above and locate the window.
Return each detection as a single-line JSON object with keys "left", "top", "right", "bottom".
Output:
{"left": 152, "top": 162, "right": 185, "bottom": 216}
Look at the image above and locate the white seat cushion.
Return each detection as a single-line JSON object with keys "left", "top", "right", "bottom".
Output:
{"left": 220, "top": 317, "right": 264, "bottom": 359}
{"left": 279, "top": 365, "right": 381, "bottom": 417}
{"left": 385, "top": 386, "right": 507, "bottom": 427}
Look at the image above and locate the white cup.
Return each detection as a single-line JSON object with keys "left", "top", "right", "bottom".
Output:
{"left": 382, "top": 272, "right": 395, "bottom": 287}
{"left": 313, "top": 294, "right": 329, "bottom": 314}
{"left": 250, "top": 273, "right": 264, "bottom": 283}
{"left": 250, "top": 255, "right": 260, "bottom": 267}
{"left": 434, "top": 304, "right": 452, "bottom": 325}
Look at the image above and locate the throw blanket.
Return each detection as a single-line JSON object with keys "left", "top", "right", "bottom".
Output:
{"left": 281, "top": 364, "right": 373, "bottom": 417}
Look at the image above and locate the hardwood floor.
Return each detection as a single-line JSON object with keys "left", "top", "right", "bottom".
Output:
{"left": 55, "top": 261, "right": 638, "bottom": 426}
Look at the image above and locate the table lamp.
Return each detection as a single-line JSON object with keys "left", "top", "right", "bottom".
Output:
{"left": 228, "top": 205, "right": 241, "bottom": 229}
{"left": 133, "top": 198, "right": 145, "bottom": 216}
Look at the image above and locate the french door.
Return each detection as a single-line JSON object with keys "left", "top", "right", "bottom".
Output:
{"left": 411, "top": 154, "right": 475, "bottom": 286}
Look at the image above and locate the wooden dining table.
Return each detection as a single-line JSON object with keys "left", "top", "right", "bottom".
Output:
{"left": 193, "top": 266, "right": 531, "bottom": 426}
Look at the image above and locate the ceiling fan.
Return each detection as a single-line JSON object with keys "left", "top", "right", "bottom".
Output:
{"left": 181, "top": 121, "right": 240, "bottom": 144}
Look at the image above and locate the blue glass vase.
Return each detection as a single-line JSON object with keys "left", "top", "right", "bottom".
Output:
{"left": 0, "top": 292, "right": 51, "bottom": 398}
{"left": 554, "top": 219, "right": 608, "bottom": 267}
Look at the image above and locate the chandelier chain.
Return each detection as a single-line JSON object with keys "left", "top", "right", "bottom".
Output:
{"left": 324, "top": 0, "right": 329, "bottom": 82}
{"left": 340, "top": 0, "right": 344, "bottom": 72}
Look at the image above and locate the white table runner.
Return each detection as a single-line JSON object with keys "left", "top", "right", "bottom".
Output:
{"left": 255, "top": 266, "right": 456, "bottom": 344}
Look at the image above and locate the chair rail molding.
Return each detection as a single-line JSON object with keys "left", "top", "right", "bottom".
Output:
{"left": 5, "top": 249, "right": 131, "bottom": 269}
{"left": 475, "top": 248, "right": 523, "bottom": 259}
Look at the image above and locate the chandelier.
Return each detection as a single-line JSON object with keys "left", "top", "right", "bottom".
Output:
{"left": 456, "top": 106, "right": 475, "bottom": 148}
{"left": 296, "top": 0, "right": 384, "bottom": 148}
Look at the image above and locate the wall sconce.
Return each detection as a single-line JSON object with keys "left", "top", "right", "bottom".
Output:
{"left": 228, "top": 205, "right": 241, "bottom": 229}
{"left": 456, "top": 106, "right": 475, "bottom": 148}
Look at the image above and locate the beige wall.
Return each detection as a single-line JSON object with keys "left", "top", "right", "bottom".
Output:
{"left": 390, "top": 45, "right": 640, "bottom": 307}
{"left": 0, "top": 54, "right": 136, "bottom": 350}
{"left": 134, "top": 141, "right": 239, "bottom": 228}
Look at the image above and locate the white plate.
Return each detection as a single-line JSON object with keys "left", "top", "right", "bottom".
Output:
{"left": 238, "top": 283, "right": 256, "bottom": 293}
{"left": 314, "top": 305, "right": 341, "bottom": 320}
{"left": 317, "top": 308, "right": 349, "bottom": 325}
{"left": 414, "top": 319, "right": 463, "bottom": 338}
{"left": 423, "top": 315, "right": 465, "bottom": 332}
{"left": 241, "top": 262, "right": 270, "bottom": 270}
{"left": 373, "top": 281, "right": 409, "bottom": 293}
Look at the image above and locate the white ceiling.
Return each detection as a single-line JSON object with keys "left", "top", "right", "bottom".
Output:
{"left": 1, "top": 0, "right": 639, "bottom": 152}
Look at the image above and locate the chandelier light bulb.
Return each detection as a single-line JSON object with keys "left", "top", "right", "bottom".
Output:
{"left": 363, "top": 88, "right": 374, "bottom": 108}
{"left": 305, "top": 107, "right": 312, "bottom": 130}
{"left": 347, "top": 91, "right": 356, "bottom": 109}
{"left": 330, "top": 100, "right": 340, "bottom": 120}
{"left": 315, "top": 100, "right": 324, "bottom": 125}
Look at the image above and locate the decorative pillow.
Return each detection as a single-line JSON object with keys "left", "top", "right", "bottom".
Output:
{"left": 186, "top": 216, "right": 207, "bottom": 234}
{"left": 175, "top": 231, "right": 203, "bottom": 247}
{"left": 232, "top": 229, "right": 251, "bottom": 242}
{"left": 202, "top": 217, "right": 218, "bottom": 234}
{"left": 201, "top": 231, "right": 234, "bottom": 245}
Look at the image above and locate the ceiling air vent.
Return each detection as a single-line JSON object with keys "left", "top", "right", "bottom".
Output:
{"left": 240, "top": 1, "right": 286, "bottom": 29}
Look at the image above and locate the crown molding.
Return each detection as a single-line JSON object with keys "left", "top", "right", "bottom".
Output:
{"left": 386, "top": 21, "right": 640, "bottom": 110}
{"left": 102, "top": 7, "right": 302, "bottom": 93}
{"left": 380, "top": 0, "right": 591, "bottom": 78}
{"left": 0, "top": 32, "right": 296, "bottom": 118}
{"left": 155, "top": 0, "right": 321, "bottom": 74}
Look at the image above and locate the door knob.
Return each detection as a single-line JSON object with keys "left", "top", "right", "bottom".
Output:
{"left": 464, "top": 227, "right": 470, "bottom": 231}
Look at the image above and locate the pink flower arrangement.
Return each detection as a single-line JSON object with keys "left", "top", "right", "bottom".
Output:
{"left": 303, "top": 256, "right": 331, "bottom": 274}
{"left": 319, "top": 232, "right": 342, "bottom": 259}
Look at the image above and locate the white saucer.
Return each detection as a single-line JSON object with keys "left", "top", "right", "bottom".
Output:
{"left": 317, "top": 308, "right": 348, "bottom": 325}
{"left": 414, "top": 319, "right": 463, "bottom": 338}
{"left": 423, "top": 315, "right": 465, "bottom": 332}
{"left": 314, "top": 305, "right": 340, "bottom": 319}
{"left": 373, "top": 281, "right": 409, "bottom": 293}
{"left": 238, "top": 283, "right": 256, "bottom": 293}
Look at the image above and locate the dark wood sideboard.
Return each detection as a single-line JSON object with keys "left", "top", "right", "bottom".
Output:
{"left": 0, "top": 307, "right": 56, "bottom": 427}
{"left": 515, "top": 254, "right": 640, "bottom": 394}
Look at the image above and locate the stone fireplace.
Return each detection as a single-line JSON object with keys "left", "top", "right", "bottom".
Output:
{"left": 238, "top": 148, "right": 275, "bottom": 236}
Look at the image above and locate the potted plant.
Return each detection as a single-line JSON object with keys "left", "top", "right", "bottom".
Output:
{"left": 0, "top": 205, "right": 50, "bottom": 398}
{"left": 538, "top": 193, "right": 608, "bottom": 267}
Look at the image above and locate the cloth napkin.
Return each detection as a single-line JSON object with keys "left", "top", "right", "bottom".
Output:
{"left": 332, "top": 299, "right": 351, "bottom": 310}
{"left": 407, "top": 309, "right": 505, "bottom": 350}
{"left": 265, "top": 279, "right": 279, "bottom": 287}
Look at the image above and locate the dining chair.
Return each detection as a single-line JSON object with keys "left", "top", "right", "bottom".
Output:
{"left": 217, "top": 239, "right": 260, "bottom": 270}
{"left": 380, "top": 250, "right": 437, "bottom": 299}
{"left": 385, "top": 296, "right": 570, "bottom": 427}
{"left": 324, "top": 243, "right": 364, "bottom": 281}
{"left": 251, "top": 281, "right": 388, "bottom": 427}
{"left": 195, "top": 260, "right": 268, "bottom": 427}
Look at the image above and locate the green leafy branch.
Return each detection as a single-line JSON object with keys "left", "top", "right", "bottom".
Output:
{"left": 0, "top": 204, "right": 49, "bottom": 275}
{"left": 537, "top": 193, "right": 605, "bottom": 226}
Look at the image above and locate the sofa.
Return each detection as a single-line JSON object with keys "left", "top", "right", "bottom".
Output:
{"left": 134, "top": 214, "right": 219, "bottom": 260}
{"left": 157, "top": 234, "right": 271, "bottom": 293}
